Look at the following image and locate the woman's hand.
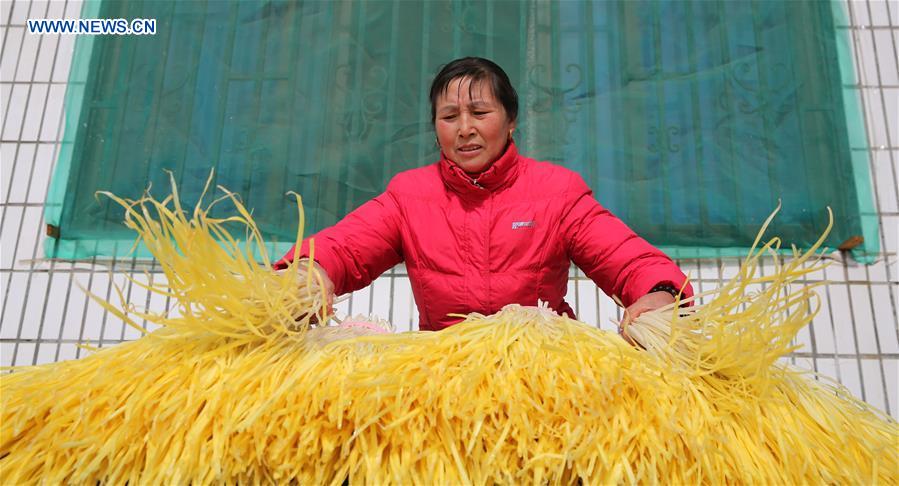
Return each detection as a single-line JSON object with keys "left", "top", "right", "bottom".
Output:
{"left": 278, "top": 259, "right": 336, "bottom": 322}
{"left": 619, "top": 291, "right": 676, "bottom": 345}
{"left": 303, "top": 259, "right": 335, "bottom": 319}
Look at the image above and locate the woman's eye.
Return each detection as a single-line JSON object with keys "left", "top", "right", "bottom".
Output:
{"left": 442, "top": 115, "right": 457, "bottom": 120}
{"left": 474, "top": 111, "right": 488, "bottom": 116}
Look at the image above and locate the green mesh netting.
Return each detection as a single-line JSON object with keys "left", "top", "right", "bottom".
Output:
{"left": 45, "top": 0, "right": 878, "bottom": 262}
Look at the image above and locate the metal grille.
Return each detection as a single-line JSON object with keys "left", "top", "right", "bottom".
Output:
{"left": 1, "top": 0, "right": 896, "bottom": 418}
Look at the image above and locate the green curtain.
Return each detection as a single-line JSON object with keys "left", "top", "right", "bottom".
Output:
{"left": 46, "top": 0, "right": 877, "bottom": 262}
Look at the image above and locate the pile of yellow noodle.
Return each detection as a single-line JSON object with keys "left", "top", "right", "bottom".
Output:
{"left": 1, "top": 183, "right": 896, "bottom": 484}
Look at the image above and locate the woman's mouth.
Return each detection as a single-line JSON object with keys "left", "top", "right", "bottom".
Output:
{"left": 457, "top": 144, "right": 483, "bottom": 154}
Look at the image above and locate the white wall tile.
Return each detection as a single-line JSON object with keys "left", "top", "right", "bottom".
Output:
{"left": 2, "top": 83, "right": 28, "bottom": 139}
{"left": 861, "top": 358, "right": 893, "bottom": 415}
{"left": 0, "top": 342, "right": 15, "bottom": 367}
{"left": 1, "top": 271, "right": 24, "bottom": 338}
{"left": 20, "top": 82, "right": 47, "bottom": 141}
{"left": 837, "top": 357, "right": 865, "bottom": 399}
{"left": 18, "top": 270, "right": 49, "bottom": 340}
{"left": 0, "top": 206, "right": 24, "bottom": 267}
{"left": 0, "top": 1, "right": 12, "bottom": 26}
{"left": 56, "top": 273, "right": 84, "bottom": 340}
{"left": 881, "top": 88, "right": 897, "bottom": 143}
{"left": 13, "top": 206, "right": 42, "bottom": 267}
{"left": 45, "top": 0, "right": 65, "bottom": 19}
{"left": 57, "top": 342, "right": 79, "bottom": 362}
{"left": 844, "top": 255, "right": 871, "bottom": 281}
{"left": 882, "top": 215, "right": 898, "bottom": 254}
{"left": 10, "top": 1, "right": 33, "bottom": 25}
{"left": 864, "top": 0, "right": 893, "bottom": 26}
{"left": 368, "top": 277, "right": 392, "bottom": 324}
{"left": 871, "top": 150, "right": 898, "bottom": 213}
{"left": 574, "top": 278, "right": 598, "bottom": 326}
{"left": 815, "top": 358, "right": 843, "bottom": 386}
{"left": 847, "top": 284, "right": 879, "bottom": 354}
{"left": 0, "top": 27, "right": 24, "bottom": 82}
{"left": 40, "top": 84, "right": 65, "bottom": 140}
{"left": 37, "top": 270, "right": 71, "bottom": 340}
{"left": 51, "top": 31, "right": 74, "bottom": 83}
{"left": 846, "top": 1, "right": 869, "bottom": 26}
{"left": 389, "top": 276, "right": 414, "bottom": 332}
{"left": 9, "top": 342, "right": 35, "bottom": 366}
{"left": 16, "top": 24, "right": 42, "bottom": 84}
{"left": 884, "top": 358, "right": 898, "bottom": 417}
{"left": 869, "top": 284, "right": 899, "bottom": 353}
{"left": 0, "top": 83, "right": 10, "bottom": 130}
{"left": 872, "top": 30, "right": 898, "bottom": 85}
{"left": 0, "top": 143, "right": 15, "bottom": 202}
{"left": 35, "top": 340, "right": 60, "bottom": 365}
{"left": 64, "top": 0, "right": 83, "bottom": 20}
{"left": 8, "top": 142, "right": 36, "bottom": 203}
{"left": 27, "top": 141, "right": 53, "bottom": 202}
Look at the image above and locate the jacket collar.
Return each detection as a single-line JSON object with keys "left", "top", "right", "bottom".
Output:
{"left": 439, "top": 142, "right": 521, "bottom": 195}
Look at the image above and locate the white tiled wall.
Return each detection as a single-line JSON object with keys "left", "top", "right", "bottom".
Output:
{"left": 0, "top": 0, "right": 897, "bottom": 418}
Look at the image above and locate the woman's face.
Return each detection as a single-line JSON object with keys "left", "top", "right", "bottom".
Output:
{"left": 434, "top": 77, "right": 516, "bottom": 174}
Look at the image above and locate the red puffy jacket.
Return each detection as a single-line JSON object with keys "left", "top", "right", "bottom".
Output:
{"left": 276, "top": 143, "right": 692, "bottom": 330}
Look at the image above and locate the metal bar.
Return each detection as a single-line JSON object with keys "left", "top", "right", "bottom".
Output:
{"left": 0, "top": 81, "right": 70, "bottom": 85}
{"left": 844, "top": 84, "right": 899, "bottom": 88}
{"left": 73, "top": 251, "right": 100, "bottom": 360}
{"left": 27, "top": 3, "right": 68, "bottom": 364}
{"left": 139, "top": 259, "right": 158, "bottom": 332}
{"left": 787, "top": 351, "right": 899, "bottom": 359}
{"left": 0, "top": 1, "right": 35, "bottom": 231}
{"left": 1, "top": 22, "right": 28, "bottom": 138}
{"left": 836, "top": 25, "right": 899, "bottom": 30}
{"left": 2, "top": 338, "right": 134, "bottom": 344}
{"left": 0, "top": 140, "right": 81, "bottom": 144}
{"left": 0, "top": 0, "right": 17, "bottom": 53}
{"left": 861, "top": 0, "right": 898, "bottom": 414}
{"left": 840, "top": 256, "right": 868, "bottom": 400}
{"left": 573, "top": 264, "right": 581, "bottom": 319}
{"left": 387, "top": 262, "right": 396, "bottom": 325}
{"left": 6, "top": 0, "right": 51, "bottom": 367}
{"left": 801, "top": 259, "right": 819, "bottom": 372}
{"left": 96, "top": 253, "right": 119, "bottom": 350}
{"left": 849, "top": 0, "right": 899, "bottom": 350}
{"left": 51, "top": 237, "right": 76, "bottom": 363}
{"left": 864, "top": 254, "right": 892, "bottom": 413}
{"left": 6, "top": 264, "right": 899, "bottom": 286}
{"left": 860, "top": 1, "right": 899, "bottom": 212}
{"left": 821, "top": 261, "right": 843, "bottom": 383}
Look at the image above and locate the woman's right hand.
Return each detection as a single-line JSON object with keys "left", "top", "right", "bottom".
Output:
{"left": 278, "top": 258, "right": 336, "bottom": 323}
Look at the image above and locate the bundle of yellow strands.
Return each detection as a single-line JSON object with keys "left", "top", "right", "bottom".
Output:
{"left": 1, "top": 179, "right": 897, "bottom": 484}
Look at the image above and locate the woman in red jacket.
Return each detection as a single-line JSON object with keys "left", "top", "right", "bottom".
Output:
{"left": 276, "top": 57, "right": 692, "bottom": 332}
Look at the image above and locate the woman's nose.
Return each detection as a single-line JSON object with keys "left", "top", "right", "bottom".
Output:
{"left": 458, "top": 113, "right": 476, "bottom": 136}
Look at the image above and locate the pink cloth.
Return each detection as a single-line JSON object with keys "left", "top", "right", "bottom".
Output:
{"left": 276, "top": 143, "right": 692, "bottom": 330}
{"left": 338, "top": 318, "right": 389, "bottom": 334}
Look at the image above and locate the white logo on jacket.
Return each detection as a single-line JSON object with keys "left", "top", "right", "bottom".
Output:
{"left": 511, "top": 221, "right": 536, "bottom": 229}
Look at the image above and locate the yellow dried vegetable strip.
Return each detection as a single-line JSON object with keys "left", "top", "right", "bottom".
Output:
{"left": 98, "top": 181, "right": 326, "bottom": 341}
{"left": 3, "top": 191, "right": 899, "bottom": 484}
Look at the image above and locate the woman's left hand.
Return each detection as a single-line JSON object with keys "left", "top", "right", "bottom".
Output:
{"left": 619, "top": 291, "right": 676, "bottom": 343}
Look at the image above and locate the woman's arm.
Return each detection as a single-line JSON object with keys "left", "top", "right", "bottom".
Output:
{"left": 560, "top": 172, "right": 693, "bottom": 308}
{"left": 274, "top": 190, "right": 404, "bottom": 297}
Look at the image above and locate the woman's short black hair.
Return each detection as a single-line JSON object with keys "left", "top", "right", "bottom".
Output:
{"left": 429, "top": 57, "right": 518, "bottom": 125}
